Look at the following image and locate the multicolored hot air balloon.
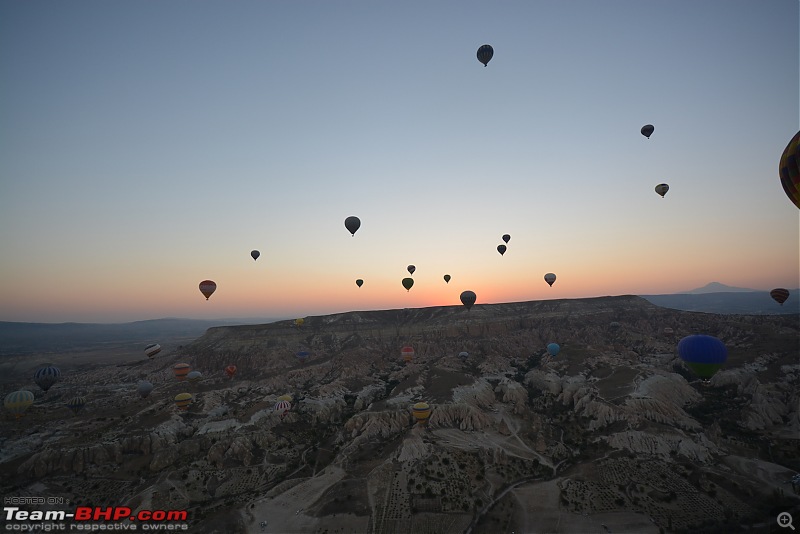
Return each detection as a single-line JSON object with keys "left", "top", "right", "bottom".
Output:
{"left": 497, "top": 244, "right": 507, "bottom": 256}
{"left": 344, "top": 216, "right": 361, "bottom": 236}
{"left": 34, "top": 366, "right": 61, "bottom": 392}
{"left": 401, "top": 346, "right": 415, "bottom": 363}
{"left": 275, "top": 399, "right": 292, "bottom": 418}
{"left": 251, "top": 250, "right": 260, "bottom": 261}
{"left": 173, "top": 363, "right": 191, "bottom": 381}
{"left": 224, "top": 365, "right": 237, "bottom": 379}
{"left": 199, "top": 280, "right": 216, "bottom": 300}
{"left": 144, "top": 343, "right": 161, "bottom": 359}
{"left": 460, "top": 290, "right": 476, "bottom": 310}
{"left": 477, "top": 44, "right": 493, "bottom": 67}
{"left": 187, "top": 370, "right": 203, "bottom": 383}
{"left": 296, "top": 350, "right": 310, "bottom": 365}
{"left": 641, "top": 124, "right": 654, "bottom": 139}
{"left": 547, "top": 343, "right": 560, "bottom": 357}
{"left": 544, "top": 273, "right": 556, "bottom": 287}
{"left": 174, "top": 393, "right": 192, "bottom": 411}
{"left": 412, "top": 402, "right": 431, "bottom": 424}
{"left": 677, "top": 335, "right": 728, "bottom": 380}
{"left": 137, "top": 381, "right": 154, "bottom": 398}
{"left": 4, "top": 390, "right": 34, "bottom": 419}
{"left": 65, "top": 396, "right": 86, "bottom": 415}
{"left": 402, "top": 278, "right": 414, "bottom": 291}
{"left": 779, "top": 130, "right": 800, "bottom": 209}
{"left": 356, "top": 279, "right": 363, "bottom": 288}
{"left": 770, "top": 288, "right": 790, "bottom": 305}
{"left": 655, "top": 183, "right": 669, "bottom": 198}
{"left": 443, "top": 274, "right": 451, "bottom": 284}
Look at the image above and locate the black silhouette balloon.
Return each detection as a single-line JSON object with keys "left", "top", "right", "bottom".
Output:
{"left": 477, "top": 44, "right": 493, "bottom": 67}
{"left": 443, "top": 274, "right": 451, "bottom": 283}
{"left": 460, "top": 290, "right": 476, "bottom": 310}
{"left": 641, "top": 124, "right": 654, "bottom": 139}
{"left": 356, "top": 279, "right": 363, "bottom": 288}
{"left": 407, "top": 265, "right": 416, "bottom": 276}
{"left": 344, "top": 216, "right": 361, "bottom": 236}
{"left": 497, "top": 244, "right": 507, "bottom": 256}
{"left": 402, "top": 278, "right": 414, "bottom": 291}
{"left": 502, "top": 234, "right": 510, "bottom": 244}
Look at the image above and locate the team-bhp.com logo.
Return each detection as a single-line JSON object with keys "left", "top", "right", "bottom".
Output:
{"left": 4, "top": 506, "right": 189, "bottom": 530}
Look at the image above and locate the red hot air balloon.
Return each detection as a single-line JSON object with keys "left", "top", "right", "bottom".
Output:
{"left": 199, "top": 280, "right": 216, "bottom": 300}
{"left": 225, "top": 365, "right": 237, "bottom": 379}
{"left": 401, "top": 346, "right": 415, "bottom": 363}
{"left": 770, "top": 288, "right": 790, "bottom": 305}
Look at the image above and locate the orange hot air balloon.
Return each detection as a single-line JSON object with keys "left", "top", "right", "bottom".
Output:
{"left": 224, "top": 365, "right": 237, "bottom": 379}
{"left": 401, "top": 346, "right": 415, "bottom": 363}
{"left": 174, "top": 393, "right": 192, "bottom": 411}
{"left": 412, "top": 402, "right": 431, "bottom": 424}
{"left": 199, "top": 280, "right": 217, "bottom": 300}
{"left": 173, "top": 363, "right": 191, "bottom": 381}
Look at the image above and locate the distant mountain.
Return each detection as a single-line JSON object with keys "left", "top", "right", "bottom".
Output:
{"left": 0, "top": 317, "right": 282, "bottom": 356}
{"left": 640, "top": 288, "right": 800, "bottom": 315}
{"left": 681, "top": 282, "right": 758, "bottom": 294}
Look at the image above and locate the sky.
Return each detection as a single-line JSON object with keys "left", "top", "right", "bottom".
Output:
{"left": 0, "top": 0, "right": 798, "bottom": 323}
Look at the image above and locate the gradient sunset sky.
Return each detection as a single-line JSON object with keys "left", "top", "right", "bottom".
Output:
{"left": 1, "top": 1, "right": 798, "bottom": 323}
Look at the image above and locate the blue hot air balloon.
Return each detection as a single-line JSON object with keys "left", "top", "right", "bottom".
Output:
{"left": 677, "top": 335, "right": 727, "bottom": 379}
{"left": 547, "top": 343, "right": 560, "bottom": 357}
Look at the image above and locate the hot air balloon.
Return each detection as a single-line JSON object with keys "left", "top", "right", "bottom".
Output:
{"left": 277, "top": 394, "right": 293, "bottom": 402}
{"left": 356, "top": 279, "right": 363, "bottom": 288}
{"left": 296, "top": 350, "right": 310, "bottom": 365}
{"left": 497, "top": 244, "right": 507, "bottom": 256}
{"left": 443, "top": 274, "right": 451, "bottom": 284}
{"left": 274, "top": 399, "right": 292, "bottom": 418}
{"left": 770, "top": 288, "right": 790, "bottom": 305}
{"left": 407, "top": 265, "right": 416, "bottom": 276}
{"left": 224, "top": 365, "right": 237, "bottom": 379}
{"left": 779, "top": 130, "right": 800, "bottom": 209}
{"left": 251, "top": 250, "right": 260, "bottom": 261}
{"left": 344, "top": 216, "right": 361, "bottom": 236}
{"left": 460, "top": 290, "right": 476, "bottom": 310}
{"left": 174, "top": 393, "right": 192, "bottom": 411}
{"left": 663, "top": 327, "right": 674, "bottom": 336}
{"left": 65, "top": 396, "right": 86, "bottom": 415}
{"left": 477, "top": 44, "right": 493, "bottom": 67}
{"left": 34, "top": 366, "right": 61, "bottom": 392}
{"left": 458, "top": 351, "right": 469, "bottom": 361}
{"left": 547, "top": 343, "right": 560, "bottom": 357}
{"left": 641, "top": 124, "right": 654, "bottom": 139}
{"left": 295, "top": 318, "right": 305, "bottom": 327}
{"left": 144, "top": 343, "right": 161, "bottom": 359}
{"left": 609, "top": 321, "right": 621, "bottom": 331}
{"left": 544, "top": 273, "right": 556, "bottom": 287}
{"left": 137, "top": 381, "right": 154, "bottom": 398}
{"left": 677, "top": 335, "right": 728, "bottom": 380}
{"left": 402, "top": 278, "right": 414, "bottom": 291}
{"left": 412, "top": 402, "right": 431, "bottom": 424}
{"left": 401, "top": 346, "right": 415, "bottom": 363}
{"left": 4, "top": 390, "right": 34, "bottom": 419}
{"left": 502, "top": 234, "right": 511, "bottom": 244}
{"left": 655, "top": 183, "right": 669, "bottom": 198}
{"left": 173, "top": 363, "right": 191, "bottom": 381}
{"left": 199, "top": 280, "right": 216, "bottom": 300}
{"left": 187, "top": 370, "right": 203, "bottom": 383}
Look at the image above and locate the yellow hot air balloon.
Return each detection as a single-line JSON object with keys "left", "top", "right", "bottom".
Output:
{"left": 174, "top": 393, "right": 192, "bottom": 411}
{"left": 4, "top": 390, "right": 34, "bottom": 419}
{"left": 295, "top": 318, "right": 305, "bottom": 327}
{"left": 412, "top": 402, "right": 431, "bottom": 425}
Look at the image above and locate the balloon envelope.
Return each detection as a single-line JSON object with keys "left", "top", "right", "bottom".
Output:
{"left": 356, "top": 279, "right": 363, "bottom": 288}
{"left": 402, "top": 277, "right": 414, "bottom": 291}
{"left": 502, "top": 234, "right": 511, "bottom": 244}
{"left": 443, "top": 274, "right": 451, "bottom": 283}
{"left": 477, "top": 44, "right": 493, "bottom": 66}
{"left": 224, "top": 365, "right": 237, "bottom": 379}
{"left": 678, "top": 335, "right": 728, "bottom": 379}
{"left": 173, "top": 363, "right": 191, "bottom": 381}
{"left": 144, "top": 343, "right": 161, "bottom": 359}
{"left": 34, "top": 366, "right": 61, "bottom": 392}
{"left": 275, "top": 400, "right": 292, "bottom": 417}
{"left": 412, "top": 401, "right": 431, "bottom": 424}
{"left": 137, "top": 381, "right": 154, "bottom": 398}
{"left": 458, "top": 351, "right": 469, "bottom": 361}
{"left": 655, "top": 183, "right": 669, "bottom": 198}
{"left": 547, "top": 343, "right": 560, "bottom": 356}
{"left": 401, "top": 346, "right": 415, "bottom": 363}
{"left": 295, "top": 318, "right": 305, "bottom": 327}
{"left": 174, "top": 393, "right": 192, "bottom": 410}
{"left": 407, "top": 265, "right": 416, "bottom": 276}
{"left": 187, "top": 371, "right": 203, "bottom": 382}
{"left": 770, "top": 288, "right": 790, "bottom": 305}
{"left": 497, "top": 244, "right": 507, "bottom": 256}
{"left": 344, "top": 216, "right": 361, "bottom": 236}
{"left": 199, "top": 280, "right": 216, "bottom": 300}
{"left": 460, "top": 290, "right": 476, "bottom": 310}
{"left": 4, "top": 390, "right": 34, "bottom": 418}
{"left": 251, "top": 250, "right": 260, "bottom": 261}
{"left": 544, "top": 273, "right": 556, "bottom": 287}
{"left": 779, "top": 130, "right": 800, "bottom": 209}
{"left": 65, "top": 396, "right": 86, "bottom": 415}
{"left": 641, "top": 124, "right": 654, "bottom": 138}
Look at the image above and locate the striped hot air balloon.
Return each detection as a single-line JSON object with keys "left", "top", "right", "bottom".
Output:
{"left": 174, "top": 393, "right": 192, "bottom": 411}
{"left": 274, "top": 400, "right": 292, "bottom": 418}
{"left": 412, "top": 402, "right": 431, "bottom": 425}
{"left": 187, "top": 371, "right": 203, "bottom": 383}
{"left": 173, "top": 363, "right": 191, "bottom": 381}
{"left": 4, "top": 390, "right": 34, "bottom": 419}
{"left": 401, "top": 346, "right": 415, "bottom": 363}
{"left": 65, "top": 396, "right": 86, "bottom": 415}
{"left": 144, "top": 343, "right": 161, "bottom": 359}
{"left": 34, "top": 366, "right": 61, "bottom": 392}
{"left": 770, "top": 288, "right": 790, "bottom": 305}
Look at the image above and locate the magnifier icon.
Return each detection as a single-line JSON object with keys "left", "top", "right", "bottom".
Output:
{"left": 778, "top": 512, "right": 795, "bottom": 530}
